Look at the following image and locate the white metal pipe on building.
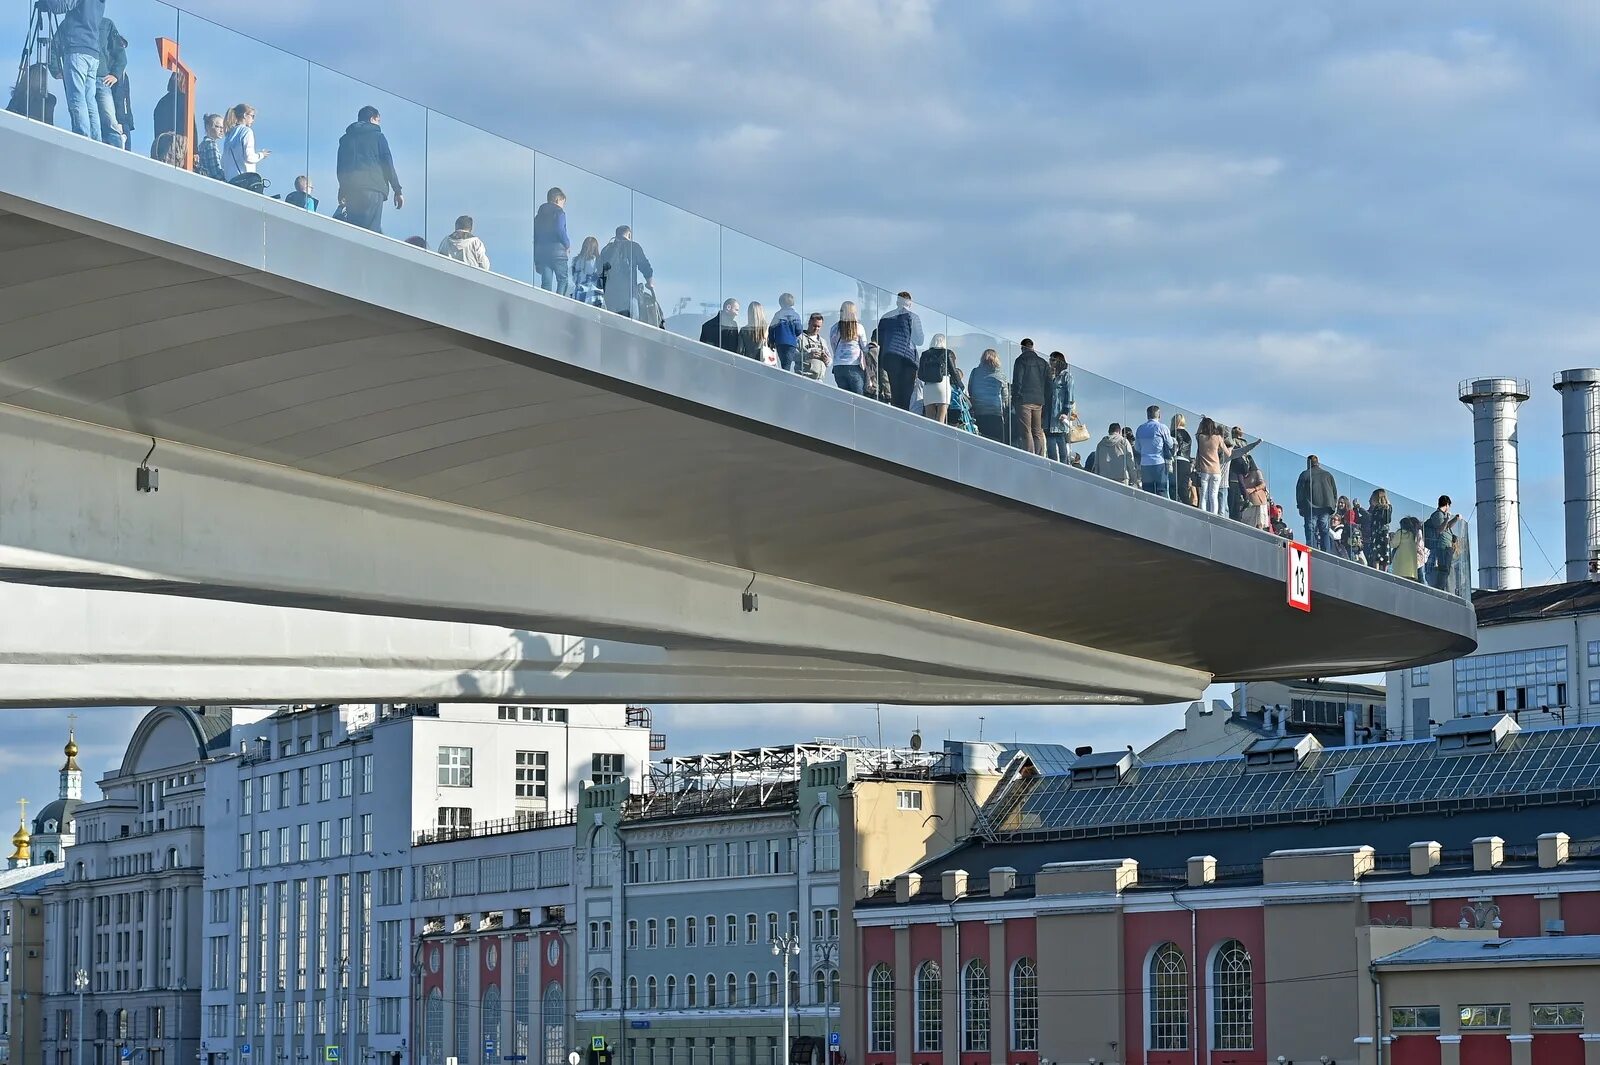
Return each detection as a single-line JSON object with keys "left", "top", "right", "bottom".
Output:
{"left": 1458, "top": 378, "right": 1531, "bottom": 591}
{"left": 1554, "top": 369, "right": 1600, "bottom": 583}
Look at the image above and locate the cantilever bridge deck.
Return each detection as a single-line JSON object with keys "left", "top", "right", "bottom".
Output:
{"left": 0, "top": 114, "right": 1474, "bottom": 705}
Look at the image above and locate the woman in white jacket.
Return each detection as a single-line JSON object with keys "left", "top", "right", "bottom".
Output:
{"left": 221, "top": 103, "right": 269, "bottom": 185}
{"left": 437, "top": 215, "right": 491, "bottom": 271}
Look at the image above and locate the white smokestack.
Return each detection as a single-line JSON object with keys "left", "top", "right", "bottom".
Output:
{"left": 1554, "top": 370, "right": 1600, "bottom": 583}
{"left": 1458, "top": 378, "right": 1530, "bottom": 591}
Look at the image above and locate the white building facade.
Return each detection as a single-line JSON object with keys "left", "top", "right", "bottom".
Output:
{"left": 1387, "top": 581, "right": 1600, "bottom": 739}
{"left": 198, "top": 703, "right": 650, "bottom": 1065}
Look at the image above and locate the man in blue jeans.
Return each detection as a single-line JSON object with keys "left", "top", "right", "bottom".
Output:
{"left": 36, "top": 0, "right": 107, "bottom": 141}
{"left": 1134, "top": 404, "right": 1173, "bottom": 495}
{"left": 1295, "top": 454, "right": 1338, "bottom": 551}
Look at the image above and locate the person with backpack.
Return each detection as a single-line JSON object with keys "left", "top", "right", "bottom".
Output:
{"left": 34, "top": 0, "right": 106, "bottom": 141}
{"left": 874, "top": 291, "right": 924, "bottom": 410}
{"left": 533, "top": 187, "right": 571, "bottom": 296}
{"left": 1010, "top": 339, "right": 1052, "bottom": 455}
{"left": 917, "top": 334, "right": 957, "bottom": 424}
{"left": 336, "top": 106, "right": 404, "bottom": 233}
{"left": 597, "top": 225, "right": 653, "bottom": 317}
{"left": 221, "top": 103, "right": 270, "bottom": 190}
{"left": 767, "top": 293, "right": 805, "bottom": 374}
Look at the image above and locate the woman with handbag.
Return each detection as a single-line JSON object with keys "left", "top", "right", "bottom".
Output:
{"left": 1044, "top": 351, "right": 1079, "bottom": 462}
{"left": 222, "top": 103, "right": 270, "bottom": 191}
{"left": 740, "top": 302, "right": 777, "bottom": 366}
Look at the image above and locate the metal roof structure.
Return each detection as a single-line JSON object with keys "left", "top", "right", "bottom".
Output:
{"left": 1375, "top": 935, "right": 1600, "bottom": 967}
{"left": 981, "top": 718, "right": 1600, "bottom": 842}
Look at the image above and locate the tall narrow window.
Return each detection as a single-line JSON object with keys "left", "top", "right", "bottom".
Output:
{"left": 869, "top": 965, "right": 895, "bottom": 1054}
{"left": 915, "top": 961, "right": 943, "bottom": 1053}
{"left": 961, "top": 960, "right": 990, "bottom": 1052}
{"left": 1010, "top": 958, "right": 1038, "bottom": 1051}
{"left": 1211, "top": 940, "right": 1253, "bottom": 1050}
{"left": 1148, "top": 943, "right": 1189, "bottom": 1051}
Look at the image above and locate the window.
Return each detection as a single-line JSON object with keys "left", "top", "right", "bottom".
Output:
{"left": 360, "top": 813, "right": 372, "bottom": 853}
{"left": 1010, "top": 958, "right": 1038, "bottom": 1051}
{"left": 812, "top": 909, "right": 825, "bottom": 938}
{"left": 647, "top": 976, "right": 658, "bottom": 1008}
{"left": 339, "top": 759, "right": 352, "bottom": 798}
{"left": 765, "top": 971, "right": 779, "bottom": 1007}
{"left": 626, "top": 977, "right": 639, "bottom": 1010}
{"left": 813, "top": 805, "right": 840, "bottom": 871}
{"left": 1388, "top": 1006, "right": 1440, "bottom": 1031}
{"left": 961, "top": 960, "right": 990, "bottom": 1052}
{"left": 1588, "top": 679, "right": 1600, "bottom": 706}
{"left": 896, "top": 789, "right": 923, "bottom": 811}
{"left": 746, "top": 914, "right": 758, "bottom": 943}
{"left": 686, "top": 917, "right": 697, "bottom": 946}
{"left": 589, "top": 973, "right": 613, "bottom": 1011}
{"left": 666, "top": 918, "right": 677, "bottom": 947}
{"left": 437, "top": 747, "right": 473, "bottom": 787}
{"left": 828, "top": 909, "right": 839, "bottom": 937}
{"left": 705, "top": 974, "right": 718, "bottom": 1008}
{"left": 706, "top": 916, "right": 717, "bottom": 945}
{"left": 1410, "top": 666, "right": 1431, "bottom": 685}
{"left": 725, "top": 974, "right": 737, "bottom": 1006}
{"left": 1210, "top": 940, "right": 1252, "bottom": 1050}
{"left": 1453, "top": 647, "right": 1567, "bottom": 718}
{"left": 515, "top": 752, "right": 548, "bottom": 800}
{"left": 646, "top": 919, "right": 658, "bottom": 948}
{"left": 767, "top": 913, "right": 779, "bottom": 942}
{"left": 686, "top": 975, "right": 698, "bottom": 1008}
{"left": 1532, "top": 1004, "right": 1584, "bottom": 1029}
{"left": 915, "top": 961, "right": 942, "bottom": 1052}
{"left": 626, "top": 921, "right": 639, "bottom": 949}
{"left": 725, "top": 914, "right": 737, "bottom": 945}
{"left": 359, "top": 755, "right": 373, "bottom": 794}
{"left": 437, "top": 807, "right": 472, "bottom": 834}
{"left": 319, "top": 762, "right": 332, "bottom": 801}
{"left": 1460, "top": 1005, "right": 1511, "bottom": 1029}
{"left": 1148, "top": 943, "right": 1188, "bottom": 1051}
{"left": 549, "top": 708, "right": 568, "bottom": 723}
{"left": 1590, "top": 641, "right": 1600, "bottom": 668}
{"left": 592, "top": 753, "right": 624, "bottom": 786}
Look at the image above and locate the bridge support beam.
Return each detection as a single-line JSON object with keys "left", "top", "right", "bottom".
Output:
{"left": 0, "top": 404, "right": 1208, "bottom": 704}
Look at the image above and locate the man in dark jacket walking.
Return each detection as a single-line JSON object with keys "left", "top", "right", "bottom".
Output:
{"left": 336, "top": 106, "right": 404, "bottom": 234}
{"left": 874, "top": 291, "right": 924, "bottom": 410}
{"left": 700, "top": 299, "right": 742, "bottom": 355}
{"left": 1010, "top": 339, "right": 1052, "bottom": 455}
{"left": 533, "top": 187, "right": 570, "bottom": 295}
{"left": 1295, "top": 455, "right": 1338, "bottom": 552}
{"left": 35, "top": 0, "right": 106, "bottom": 140}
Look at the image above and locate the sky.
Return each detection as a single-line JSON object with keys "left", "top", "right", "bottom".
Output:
{"left": 2, "top": 0, "right": 1596, "bottom": 809}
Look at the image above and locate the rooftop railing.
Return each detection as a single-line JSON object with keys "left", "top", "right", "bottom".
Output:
{"left": 1, "top": 0, "right": 1471, "bottom": 598}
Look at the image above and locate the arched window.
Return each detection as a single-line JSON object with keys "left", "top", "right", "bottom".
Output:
{"left": 961, "top": 959, "right": 990, "bottom": 1052}
{"left": 767, "top": 971, "right": 780, "bottom": 1007}
{"left": 1211, "top": 940, "right": 1253, "bottom": 1050}
{"left": 915, "top": 961, "right": 943, "bottom": 1053}
{"left": 481, "top": 987, "right": 502, "bottom": 1061}
{"left": 747, "top": 971, "right": 760, "bottom": 1007}
{"left": 725, "top": 973, "right": 737, "bottom": 1007}
{"left": 868, "top": 964, "right": 895, "bottom": 1053}
{"left": 687, "top": 916, "right": 698, "bottom": 946}
{"left": 541, "top": 983, "right": 564, "bottom": 1065}
{"left": 588, "top": 973, "right": 612, "bottom": 1010}
{"left": 115, "top": 1009, "right": 129, "bottom": 1041}
{"left": 665, "top": 975, "right": 677, "bottom": 1008}
{"left": 789, "top": 969, "right": 801, "bottom": 1009}
{"left": 687, "top": 974, "right": 699, "bottom": 1008}
{"left": 646, "top": 975, "right": 658, "bottom": 1009}
{"left": 626, "top": 976, "right": 639, "bottom": 1010}
{"left": 813, "top": 805, "right": 840, "bottom": 871}
{"left": 423, "top": 991, "right": 444, "bottom": 1065}
{"left": 813, "top": 970, "right": 828, "bottom": 1005}
{"left": 1010, "top": 958, "right": 1038, "bottom": 1051}
{"left": 829, "top": 969, "right": 841, "bottom": 1006}
{"left": 705, "top": 973, "right": 718, "bottom": 1007}
{"left": 1148, "top": 943, "right": 1189, "bottom": 1051}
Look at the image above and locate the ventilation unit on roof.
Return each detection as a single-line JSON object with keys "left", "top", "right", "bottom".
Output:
{"left": 1433, "top": 714, "right": 1520, "bottom": 756}
{"left": 1243, "top": 733, "right": 1322, "bottom": 772}
{"left": 1070, "top": 750, "right": 1135, "bottom": 788}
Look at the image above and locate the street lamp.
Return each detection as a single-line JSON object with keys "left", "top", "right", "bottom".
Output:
{"left": 770, "top": 933, "right": 801, "bottom": 1063}
{"left": 75, "top": 968, "right": 90, "bottom": 1065}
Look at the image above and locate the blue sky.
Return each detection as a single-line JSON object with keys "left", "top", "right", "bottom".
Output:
{"left": 2, "top": 0, "right": 1596, "bottom": 810}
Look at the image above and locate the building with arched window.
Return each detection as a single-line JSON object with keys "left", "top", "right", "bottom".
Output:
{"left": 852, "top": 725, "right": 1600, "bottom": 1065}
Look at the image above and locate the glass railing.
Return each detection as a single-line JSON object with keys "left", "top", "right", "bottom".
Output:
{"left": 0, "top": 0, "right": 1472, "bottom": 599}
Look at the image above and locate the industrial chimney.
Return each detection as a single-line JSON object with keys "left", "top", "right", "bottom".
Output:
{"left": 1553, "top": 369, "right": 1600, "bottom": 583}
{"left": 1459, "top": 378, "right": 1530, "bottom": 591}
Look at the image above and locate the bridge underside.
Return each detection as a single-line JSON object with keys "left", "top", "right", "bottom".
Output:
{"left": 0, "top": 115, "right": 1475, "bottom": 706}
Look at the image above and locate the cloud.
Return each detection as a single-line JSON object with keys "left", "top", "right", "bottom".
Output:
{"left": 1321, "top": 30, "right": 1524, "bottom": 111}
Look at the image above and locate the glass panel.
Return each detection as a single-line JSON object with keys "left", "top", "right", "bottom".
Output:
{"left": 175, "top": 10, "right": 308, "bottom": 192}
{"left": 942, "top": 315, "right": 992, "bottom": 438}
{"left": 308, "top": 64, "right": 425, "bottom": 237}
{"left": 534, "top": 154, "right": 631, "bottom": 303}
{"left": 720, "top": 228, "right": 802, "bottom": 368}
{"left": 425, "top": 111, "right": 535, "bottom": 284}
{"left": 632, "top": 192, "right": 717, "bottom": 338}
{"left": 1073, "top": 366, "right": 1126, "bottom": 461}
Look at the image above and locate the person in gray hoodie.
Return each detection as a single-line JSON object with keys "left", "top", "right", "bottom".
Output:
{"left": 1094, "top": 422, "right": 1136, "bottom": 486}
{"left": 437, "top": 215, "right": 491, "bottom": 271}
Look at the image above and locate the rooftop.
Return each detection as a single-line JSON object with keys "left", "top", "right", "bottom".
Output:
{"left": 1473, "top": 578, "right": 1600, "bottom": 626}
{"left": 1376, "top": 934, "right": 1600, "bottom": 967}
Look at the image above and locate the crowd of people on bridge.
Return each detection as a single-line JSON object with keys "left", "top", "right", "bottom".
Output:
{"left": 5, "top": 5, "right": 1465, "bottom": 593}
